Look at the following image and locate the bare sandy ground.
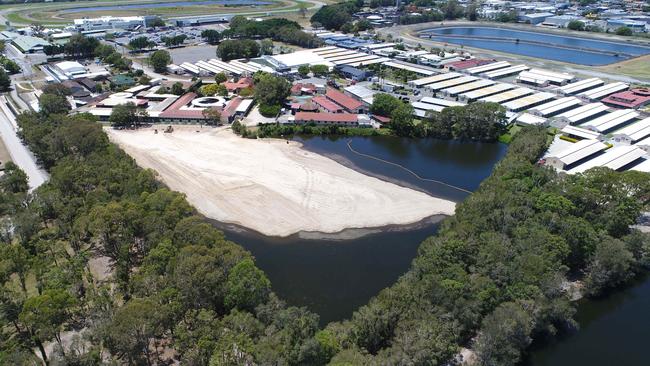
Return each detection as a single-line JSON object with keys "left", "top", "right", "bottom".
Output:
{"left": 106, "top": 127, "right": 456, "bottom": 237}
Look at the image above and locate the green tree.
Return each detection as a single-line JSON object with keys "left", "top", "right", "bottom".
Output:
{"left": 475, "top": 302, "right": 533, "bottom": 366}
{"left": 584, "top": 238, "right": 635, "bottom": 295}
{"left": 109, "top": 102, "right": 142, "bottom": 128}
{"left": 202, "top": 107, "right": 222, "bottom": 126}
{"left": 370, "top": 93, "right": 402, "bottom": 117}
{"left": 567, "top": 20, "right": 585, "bottom": 31}
{"left": 615, "top": 26, "right": 633, "bottom": 36}
{"left": 149, "top": 50, "right": 171, "bottom": 73}
{"left": 201, "top": 29, "right": 221, "bottom": 44}
{"left": 310, "top": 64, "right": 329, "bottom": 76}
{"left": 260, "top": 38, "right": 274, "bottom": 55}
{"left": 129, "top": 36, "right": 154, "bottom": 50}
{"left": 298, "top": 65, "right": 310, "bottom": 77}
{"left": 0, "top": 161, "right": 28, "bottom": 193}
{"left": 217, "top": 39, "right": 260, "bottom": 61}
{"left": 39, "top": 93, "right": 70, "bottom": 116}
{"left": 171, "top": 82, "right": 185, "bottom": 95}
{"left": 0, "top": 69, "right": 11, "bottom": 92}
{"left": 224, "top": 258, "right": 271, "bottom": 311}
{"left": 19, "top": 289, "right": 76, "bottom": 363}
{"left": 214, "top": 72, "right": 228, "bottom": 84}
{"left": 104, "top": 299, "right": 165, "bottom": 365}
{"left": 390, "top": 103, "right": 415, "bottom": 137}
{"left": 254, "top": 73, "right": 290, "bottom": 107}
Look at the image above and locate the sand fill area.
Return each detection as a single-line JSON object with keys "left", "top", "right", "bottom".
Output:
{"left": 107, "top": 126, "right": 456, "bottom": 237}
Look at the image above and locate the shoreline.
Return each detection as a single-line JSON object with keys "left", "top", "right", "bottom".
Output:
{"left": 107, "top": 126, "right": 456, "bottom": 238}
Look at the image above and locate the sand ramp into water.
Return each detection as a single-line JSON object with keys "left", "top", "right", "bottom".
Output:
{"left": 107, "top": 127, "right": 456, "bottom": 237}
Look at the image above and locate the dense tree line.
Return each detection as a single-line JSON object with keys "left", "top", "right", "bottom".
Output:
{"left": 217, "top": 39, "right": 260, "bottom": 61}
{"left": 1, "top": 89, "right": 330, "bottom": 364}
{"left": 418, "top": 102, "right": 507, "bottom": 141}
{"left": 321, "top": 127, "right": 650, "bottom": 365}
{"left": 310, "top": 1, "right": 362, "bottom": 30}
{"left": 225, "top": 16, "right": 322, "bottom": 48}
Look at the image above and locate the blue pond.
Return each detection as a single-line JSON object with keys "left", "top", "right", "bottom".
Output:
{"left": 421, "top": 27, "right": 650, "bottom": 65}
{"left": 61, "top": 0, "right": 272, "bottom": 13}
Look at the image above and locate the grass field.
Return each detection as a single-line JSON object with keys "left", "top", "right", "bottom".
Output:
{"left": 3, "top": 0, "right": 300, "bottom": 26}
{"left": 598, "top": 55, "right": 650, "bottom": 83}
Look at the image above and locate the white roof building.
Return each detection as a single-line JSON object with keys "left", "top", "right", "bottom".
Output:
{"left": 567, "top": 145, "right": 646, "bottom": 174}
{"left": 54, "top": 61, "right": 86, "bottom": 77}
{"left": 545, "top": 139, "right": 609, "bottom": 170}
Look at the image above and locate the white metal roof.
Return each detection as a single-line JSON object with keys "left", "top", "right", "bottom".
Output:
{"left": 382, "top": 61, "right": 437, "bottom": 75}
{"left": 630, "top": 158, "right": 650, "bottom": 173}
{"left": 582, "top": 109, "right": 639, "bottom": 133}
{"left": 556, "top": 102, "right": 609, "bottom": 124}
{"left": 530, "top": 96, "right": 582, "bottom": 117}
{"left": 515, "top": 113, "right": 547, "bottom": 126}
{"left": 413, "top": 102, "right": 445, "bottom": 113}
{"left": 502, "top": 92, "right": 555, "bottom": 111}
{"left": 460, "top": 83, "right": 515, "bottom": 101}
{"left": 195, "top": 61, "right": 223, "bottom": 74}
{"left": 579, "top": 82, "right": 629, "bottom": 100}
{"left": 426, "top": 75, "right": 478, "bottom": 91}
{"left": 614, "top": 117, "right": 650, "bottom": 140}
{"left": 561, "top": 125, "right": 601, "bottom": 140}
{"left": 420, "top": 97, "right": 466, "bottom": 107}
{"left": 517, "top": 73, "right": 548, "bottom": 86}
{"left": 229, "top": 60, "right": 259, "bottom": 72}
{"left": 558, "top": 78, "right": 604, "bottom": 95}
{"left": 323, "top": 51, "right": 365, "bottom": 61}
{"left": 466, "top": 60, "right": 511, "bottom": 75}
{"left": 480, "top": 87, "right": 534, "bottom": 104}
{"left": 179, "top": 62, "right": 200, "bottom": 74}
{"left": 567, "top": 145, "right": 646, "bottom": 174}
{"left": 345, "top": 57, "right": 389, "bottom": 67}
{"left": 482, "top": 65, "right": 529, "bottom": 79}
{"left": 409, "top": 72, "right": 459, "bottom": 87}
{"left": 311, "top": 46, "right": 340, "bottom": 54}
{"left": 548, "top": 139, "right": 608, "bottom": 166}
{"left": 333, "top": 55, "right": 380, "bottom": 65}
{"left": 209, "top": 59, "right": 244, "bottom": 75}
{"left": 523, "top": 68, "right": 574, "bottom": 84}
{"left": 441, "top": 79, "right": 495, "bottom": 96}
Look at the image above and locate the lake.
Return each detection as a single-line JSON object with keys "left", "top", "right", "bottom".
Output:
{"left": 61, "top": 0, "right": 272, "bottom": 13}
{"left": 525, "top": 274, "right": 650, "bottom": 366}
{"left": 420, "top": 27, "right": 650, "bottom": 65}
{"left": 218, "top": 136, "right": 508, "bottom": 324}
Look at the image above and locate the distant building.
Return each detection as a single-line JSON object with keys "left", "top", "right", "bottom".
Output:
{"left": 602, "top": 88, "right": 650, "bottom": 109}
{"left": 606, "top": 18, "right": 647, "bottom": 32}
{"left": 294, "top": 112, "right": 359, "bottom": 126}
{"left": 54, "top": 61, "right": 86, "bottom": 78}
{"left": 2, "top": 31, "right": 50, "bottom": 53}
{"left": 109, "top": 75, "right": 136, "bottom": 88}
{"left": 520, "top": 12, "right": 554, "bottom": 25}
{"left": 325, "top": 87, "right": 366, "bottom": 113}
{"left": 335, "top": 65, "right": 372, "bottom": 81}
{"left": 543, "top": 15, "right": 582, "bottom": 28}
{"left": 73, "top": 16, "right": 155, "bottom": 31}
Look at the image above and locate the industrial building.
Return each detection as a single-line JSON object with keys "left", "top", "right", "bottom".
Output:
{"left": 544, "top": 139, "right": 608, "bottom": 170}
{"left": 555, "top": 102, "right": 610, "bottom": 125}
{"left": 558, "top": 78, "right": 605, "bottom": 96}
{"left": 459, "top": 83, "right": 515, "bottom": 102}
{"left": 530, "top": 97, "right": 582, "bottom": 117}
{"left": 501, "top": 91, "right": 555, "bottom": 112}
{"left": 466, "top": 61, "right": 511, "bottom": 75}
{"left": 612, "top": 117, "right": 650, "bottom": 144}
{"left": 561, "top": 125, "right": 601, "bottom": 141}
{"left": 579, "top": 82, "right": 630, "bottom": 101}
{"left": 73, "top": 16, "right": 154, "bottom": 31}
{"left": 412, "top": 97, "right": 465, "bottom": 117}
{"left": 409, "top": 72, "right": 460, "bottom": 88}
{"left": 582, "top": 109, "right": 640, "bottom": 133}
{"left": 567, "top": 146, "right": 646, "bottom": 174}
{"left": 480, "top": 87, "right": 534, "bottom": 104}
{"left": 425, "top": 75, "right": 478, "bottom": 92}
{"left": 440, "top": 79, "right": 495, "bottom": 97}
{"left": 482, "top": 65, "right": 530, "bottom": 79}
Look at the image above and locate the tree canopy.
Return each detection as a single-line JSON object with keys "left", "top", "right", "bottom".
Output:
{"left": 149, "top": 50, "right": 172, "bottom": 73}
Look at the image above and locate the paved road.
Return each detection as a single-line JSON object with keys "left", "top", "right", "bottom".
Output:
{"left": 0, "top": 99, "right": 48, "bottom": 191}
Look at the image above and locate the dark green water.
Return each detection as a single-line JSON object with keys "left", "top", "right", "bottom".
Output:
{"left": 525, "top": 274, "right": 650, "bottom": 366}
{"left": 218, "top": 136, "right": 507, "bottom": 324}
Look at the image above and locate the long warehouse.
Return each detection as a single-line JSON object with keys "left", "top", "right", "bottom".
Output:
{"left": 480, "top": 87, "right": 534, "bottom": 104}
{"left": 426, "top": 75, "right": 478, "bottom": 92}
{"left": 413, "top": 97, "right": 465, "bottom": 117}
{"left": 409, "top": 72, "right": 460, "bottom": 88}
{"left": 459, "top": 83, "right": 515, "bottom": 102}
{"left": 502, "top": 91, "right": 555, "bottom": 112}
{"left": 466, "top": 61, "right": 510, "bottom": 75}
{"left": 582, "top": 109, "right": 639, "bottom": 133}
{"left": 441, "top": 79, "right": 495, "bottom": 97}
{"left": 613, "top": 117, "right": 650, "bottom": 144}
{"left": 555, "top": 102, "right": 609, "bottom": 125}
{"left": 558, "top": 78, "right": 604, "bottom": 95}
{"left": 545, "top": 139, "right": 608, "bottom": 170}
{"left": 521, "top": 68, "right": 574, "bottom": 85}
{"left": 579, "top": 82, "right": 629, "bottom": 101}
{"left": 530, "top": 96, "right": 582, "bottom": 117}
{"left": 561, "top": 125, "right": 601, "bottom": 140}
{"left": 567, "top": 145, "right": 646, "bottom": 174}
{"left": 482, "top": 65, "right": 530, "bottom": 79}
